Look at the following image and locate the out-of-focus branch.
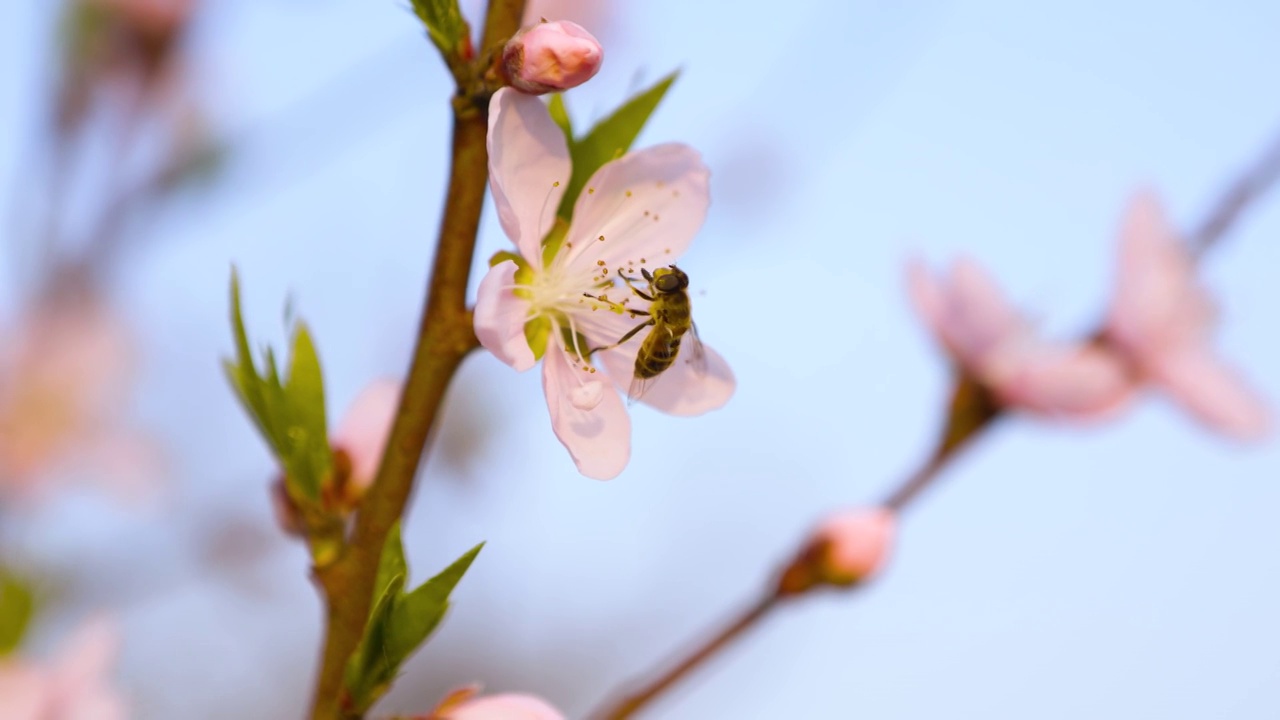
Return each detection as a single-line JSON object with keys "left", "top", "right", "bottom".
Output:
{"left": 306, "top": 3, "right": 526, "bottom": 719}
{"left": 586, "top": 124, "right": 1280, "bottom": 720}
{"left": 1192, "top": 126, "right": 1280, "bottom": 255}
{"left": 590, "top": 594, "right": 783, "bottom": 720}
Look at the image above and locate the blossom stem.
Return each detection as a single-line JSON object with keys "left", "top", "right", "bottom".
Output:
{"left": 587, "top": 592, "right": 784, "bottom": 720}
{"left": 306, "top": 2, "right": 526, "bottom": 719}
{"left": 586, "top": 417, "right": 984, "bottom": 720}
{"left": 1192, "top": 124, "right": 1280, "bottom": 256}
{"left": 586, "top": 125, "right": 1280, "bottom": 719}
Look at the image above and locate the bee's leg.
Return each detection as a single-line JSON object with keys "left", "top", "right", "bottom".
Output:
{"left": 617, "top": 269, "right": 656, "bottom": 301}
{"left": 586, "top": 318, "right": 654, "bottom": 356}
{"left": 582, "top": 292, "right": 651, "bottom": 317}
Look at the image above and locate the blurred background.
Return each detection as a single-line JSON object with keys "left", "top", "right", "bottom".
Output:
{"left": 2, "top": 0, "right": 1279, "bottom": 718}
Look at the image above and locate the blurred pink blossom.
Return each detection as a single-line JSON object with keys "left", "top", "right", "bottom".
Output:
{"left": 502, "top": 20, "right": 603, "bottom": 95}
{"left": 1104, "top": 191, "right": 1270, "bottom": 439}
{"left": 908, "top": 258, "right": 1132, "bottom": 418}
{"left": 0, "top": 293, "right": 162, "bottom": 504}
{"left": 813, "top": 508, "right": 897, "bottom": 585}
{"left": 426, "top": 685, "right": 564, "bottom": 720}
{"left": 330, "top": 378, "right": 402, "bottom": 494}
{"left": 0, "top": 617, "right": 126, "bottom": 720}
{"left": 474, "top": 88, "right": 734, "bottom": 480}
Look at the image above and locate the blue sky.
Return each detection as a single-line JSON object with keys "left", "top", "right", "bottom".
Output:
{"left": 2, "top": 1, "right": 1279, "bottom": 718}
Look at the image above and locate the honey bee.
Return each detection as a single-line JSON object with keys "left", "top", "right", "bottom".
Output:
{"left": 586, "top": 265, "right": 707, "bottom": 400}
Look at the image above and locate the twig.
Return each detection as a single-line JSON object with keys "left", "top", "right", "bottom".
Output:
{"left": 589, "top": 593, "right": 784, "bottom": 720}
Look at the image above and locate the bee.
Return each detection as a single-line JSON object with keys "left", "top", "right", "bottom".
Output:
{"left": 585, "top": 265, "right": 707, "bottom": 400}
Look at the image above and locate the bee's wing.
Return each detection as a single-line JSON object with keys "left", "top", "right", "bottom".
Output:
{"left": 627, "top": 374, "right": 654, "bottom": 405}
{"left": 687, "top": 321, "right": 709, "bottom": 377}
{"left": 626, "top": 324, "right": 676, "bottom": 404}
{"left": 627, "top": 323, "right": 706, "bottom": 404}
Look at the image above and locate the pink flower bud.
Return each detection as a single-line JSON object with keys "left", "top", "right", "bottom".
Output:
{"left": 780, "top": 508, "right": 897, "bottom": 594}
{"left": 330, "top": 379, "right": 402, "bottom": 495}
{"left": 501, "top": 20, "right": 602, "bottom": 95}
{"left": 427, "top": 685, "right": 564, "bottom": 720}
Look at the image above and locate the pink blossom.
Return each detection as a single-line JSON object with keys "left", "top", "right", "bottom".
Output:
{"left": 908, "top": 257, "right": 1133, "bottom": 418}
{"left": 330, "top": 378, "right": 402, "bottom": 493}
{"left": 429, "top": 686, "right": 565, "bottom": 720}
{"left": 502, "top": 21, "right": 603, "bottom": 95}
{"left": 814, "top": 508, "right": 897, "bottom": 584}
{"left": 0, "top": 617, "right": 126, "bottom": 720}
{"left": 0, "top": 294, "right": 161, "bottom": 504}
{"left": 1104, "top": 191, "right": 1270, "bottom": 439}
{"left": 474, "top": 88, "right": 734, "bottom": 479}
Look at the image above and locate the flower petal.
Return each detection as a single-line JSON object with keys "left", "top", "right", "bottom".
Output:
{"left": 1152, "top": 348, "right": 1270, "bottom": 440}
{"left": 1106, "top": 190, "right": 1212, "bottom": 353}
{"left": 542, "top": 344, "right": 630, "bottom": 479}
{"left": 905, "top": 258, "right": 947, "bottom": 342}
{"left": 561, "top": 144, "right": 710, "bottom": 271}
{"left": 488, "top": 88, "right": 571, "bottom": 261}
{"left": 993, "top": 343, "right": 1134, "bottom": 418}
{"left": 474, "top": 261, "right": 536, "bottom": 372}
{"left": 599, "top": 341, "right": 735, "bottom": 417}
{"left": 0, "top": 663, "right": 47, "bottom": 720}
{"left": 947, "top": 256, "right": 1026, "bottom": 364}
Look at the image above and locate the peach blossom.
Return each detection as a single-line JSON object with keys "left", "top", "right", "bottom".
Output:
{"left": 1104, "top": 191, "right": 1270, "bottom": 439}
{"left": 0, "top": 617, "right": 126, "bottom": 720}
{"left": 908, "top": 257, "right": 1132, "bottom": 418}
{"left": 474, "top": 88, "right": 734, "bottom": 479}
{"left": 0, "top": 294, "right": 160, "bottom": 503}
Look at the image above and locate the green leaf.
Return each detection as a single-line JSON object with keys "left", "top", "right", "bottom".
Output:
{"left": 547, "top": 94, "right": 573, "bottom": 140}
{"left": 385, "top": 542, "right": 484, "bottom": 661}
{"left": 409, "top": 0, "right": 471, "bottom": 61}
{"left": 374, "top": 523, "right": 409, "bottom": 604}
{"left": 557, "top": 72, "right": 679, "bottom": 221}
{"left": 226, "top": 270, "right": 278, "bottom": 447}
{"left": 281, "top": 324, "right": 331, "bottom": 499}
{"left": 223, "top": 269, "right": 333, "bottom": 502}
{"left": 343, "top": 572, "right": 406, "bottom": 712}
{"left": 0, "top": 570, "right": 35, "bottom": 655}
{"left": 342, "top": 540, "right": 484, "bottom": 713}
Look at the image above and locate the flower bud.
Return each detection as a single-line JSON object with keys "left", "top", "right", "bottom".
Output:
{"left": 330, "top": 378, "right": 402, "bottom": 499}
{"left": 428, "top": 685, "right": 564, "bottom": 720}
{"left": 501, "top": 20, "right": 602, "bottom": 95}
{"left": 778, "top": 508, "right": 896, "bottom": 595}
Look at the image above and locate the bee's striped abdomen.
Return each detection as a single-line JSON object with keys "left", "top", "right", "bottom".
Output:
{"left": 635, "top": 332, "right": 683, "bottom": 378}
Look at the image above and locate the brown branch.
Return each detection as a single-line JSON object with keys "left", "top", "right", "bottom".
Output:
{"left": 587, "top": 593, "right": 784, "bottom": 720}
{"left": 306, "top": 3, "right": 526, "bottom": 719}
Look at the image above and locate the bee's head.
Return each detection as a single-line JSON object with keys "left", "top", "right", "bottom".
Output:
{"left": 647, "top": 265, "right": 689, "bottom": 294}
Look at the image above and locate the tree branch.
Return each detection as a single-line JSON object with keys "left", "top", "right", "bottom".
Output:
{"left": 306, "top": 2, "right": 526, "bottom": 718}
